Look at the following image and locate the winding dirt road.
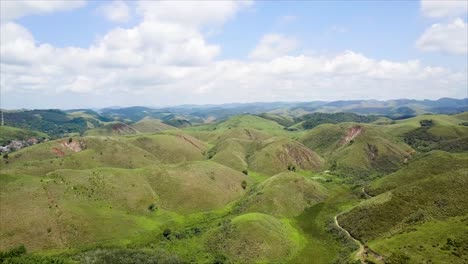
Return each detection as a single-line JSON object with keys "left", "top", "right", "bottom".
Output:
{"left": 334, "top": 187, "right": 385, "bottom": 263}
{"left": 334, "top": 213, "right": 366, "bottom": 263}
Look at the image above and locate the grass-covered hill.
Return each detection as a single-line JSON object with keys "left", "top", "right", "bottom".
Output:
{"left": 300, "top": 123, "right": 413, "bottom": 178}
{"left": 368, "top": 151, "right": 468, "bottom": 196}
{"left": 131, "top": 118, "right": 177, "bottom": 133}
{"left": 0, "top": 109, "right": 467, "bottom": 264}
{"left": 236, "top": 172, "right": 327, "bottom": 217}
{"left": 207, "top": 133, "right": 324, "bottom": 176}
{"left": 206, "top": 213, "right": 303, "bottom": 263}
{"left": 338, "top": 156, "right": 468, "bottom": 263}
{"left": 248, "top": 137, "right": 325, "bottom": 175}
{"left": 0, "top": 126, "right": 48, "bottom": 146}
{"left": 84, "top": 122, "right": 138, "bottom": 136}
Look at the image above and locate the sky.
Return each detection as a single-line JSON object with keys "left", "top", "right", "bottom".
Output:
{"left": 0, "top": 0, "right": 467, "bottom": 109}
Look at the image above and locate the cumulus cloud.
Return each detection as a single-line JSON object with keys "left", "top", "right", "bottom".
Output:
{"left": 249, "top": 34, "right": 298, "bottom": 60}
{"left": 98, "top": 0, "right": 130, "bottom": 23}
{"left": 0, "top": 0, "right": 85, "bottom": 21}
{"left": 416, "top": 18, "right": 468, "bottom": 54}
{"left": 420, "top": 0, "right": 468, "bottom": 18}
{"left": 136, "top": 0, "right": 252, "bottom": 27}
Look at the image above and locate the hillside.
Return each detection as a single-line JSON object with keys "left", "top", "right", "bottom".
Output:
{"left": 84, "top": 122, "right": 138, "bottom": 136}
{"left": 236, "top": 172, "right": 327, "bottom": 217}
{"left": 131, "top": 118, "right": 177, "bottom": 133}
{"left": 368, "top": 151, "right": 468, "bottom": 195}
{"left": 338, "top": 168, "right": 468, "bottom": 262}
{"left": 206, "top": 213, "right": 303, "bottom": 263}
{"left": 0, "top": 126, "right": 48, "bottom": 146}
{"left": 300, "top": 123, "right": 413, "bottom": 178}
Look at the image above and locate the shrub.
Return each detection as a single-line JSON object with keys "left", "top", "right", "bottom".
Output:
{"left": 3, "top": 153, "right": 8, "bottom": 159}
{"left": 148, "top": 203, "right": 157, "bottom": 212}
{"left": 163, "top": 228, "right": 171, "bottom": 239}
{"left": 68, "top": 137, "right": 73, "bottom": 144}
{"left": 242, "top": 169, "right": 248, "bottom": 175}
{"left": 0, "top": 245, "right": 27, "bottom": 261}
{"left": 241, "top": 180, "right": 247, "bottom": 190}
{"left": 419, "top": 119, "right": 433, "bottom": 127}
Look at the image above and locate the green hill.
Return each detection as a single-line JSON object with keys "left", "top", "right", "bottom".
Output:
{"left": 248, "top": 137, "right": 325, "bottom": 176}
{"left": 126, "top": 133, "right": 207, "bottom": 164}
{"left": 236, "top": 172, "right": 327, "bottom": 217}
{"left": 84, "top": 122, "right": 138, "bottom": 136}
{"left": 0, "top": 161, "right": 249, "bottom": 251}
{"left": 300, "top": 123, "right": 413, "bottom": 178}
{"left": 339, "top": 169, "right": 468, "bottom": 242}
{"left": 206, "top": 213, "right": 303, "bottom": 263}
{"left": 131, "top": 118, "right": 177, "bottom": 133}
{"left": 368, "top": 151, "right": 468, "bottom": 195}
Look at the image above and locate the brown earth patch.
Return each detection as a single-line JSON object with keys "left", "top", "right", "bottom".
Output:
{"left": 52, "top": 148, "right": 65, "bottom": 157}
{"left": 61, "top": 140, "right": 85, "bottom": 152}
{"left": 341, "top": 126, "right": 363, "bottom": 145}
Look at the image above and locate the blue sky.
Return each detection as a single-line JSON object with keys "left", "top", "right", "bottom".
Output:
{"left": 1, "top": 0, "right": 467, "bottom": 109}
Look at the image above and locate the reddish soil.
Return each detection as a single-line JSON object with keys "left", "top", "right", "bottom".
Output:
{"left": 52, "top": 148, "right": 65, "bottom": 157}
{"left": 341, "top": 126, "right": 363, "bottom": 145}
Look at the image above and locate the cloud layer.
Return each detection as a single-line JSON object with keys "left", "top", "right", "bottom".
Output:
{"left": 416, "top": 19, "right": 468, "bottom": 54}
{"left": 0, "top": 0, "right": 467, "bottom": 108}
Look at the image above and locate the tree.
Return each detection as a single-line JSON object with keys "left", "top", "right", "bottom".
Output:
{"left": 68, "top": 137, "right": 73, "bottom": 144}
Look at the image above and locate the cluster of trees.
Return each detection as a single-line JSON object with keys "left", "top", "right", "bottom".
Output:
{"left": 3, "top": 110, "right": 88, "bottom": 138}
{"left": 298, "top": 112, "right": 379, "bottom": 129}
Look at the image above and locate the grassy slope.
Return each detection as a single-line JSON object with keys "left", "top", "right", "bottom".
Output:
{"left": 131, "top": 118, "right": 177, "bottom": 133}
{"left": 84, "top": 122, "right": 138, "bottom": 136}
{"left": 206, "top": 213, "right": 304, "bottom": 263}
{"left": 0, "top": 161, "right": 250, "bottom": 251}
{"left": 126, "top": 133, "right": 207, "bottom": 164}
{"left": 236, "top": 172, "right": 327, "bottom": 217}
{"left": 248, "top": 137, "right": 325, "bottom": 176}
{"left": 0, "top": 126, "right": 48, "bottom": 145}
{"left": 369, "top": 151, "right": 468, "bottom": 195}
{"left": 339, "top": 169, "right": 468, "bottom": 243}
{"left": 368, "top": 216, "right": 468, "bottom": 264}
{"left": 300, "top": 123, "right": 413, "bottom": 178}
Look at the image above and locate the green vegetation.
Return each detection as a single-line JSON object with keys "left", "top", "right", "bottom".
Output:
{"left": 206, "top": 213, "right": 304, "bottom": 263}
{"left": 0, "top": 126, "right": 48, "bottom": 146}
{"left": 1, "top": 108, "right": 467, "bottom": 263}
{"left": 298, "top": 112, "right": 379, "bottom": 130}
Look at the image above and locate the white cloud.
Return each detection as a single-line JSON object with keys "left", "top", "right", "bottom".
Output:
{"left": 249, "top": 34, "right": 298, "bottom": 60}
{"left": 98, "top": 1, "right": 130, "bottom": 23}
{"left": 0, "top": 0, "right": 85, "bottom": 21}
{"left": 136, "top": 0, "right": 252, "bottom": 27}
{"left": 416, "top": 18, "right": 468, "bottom": 54}
{"left": 420, "top": 0, "right": 468, "bottom": 18}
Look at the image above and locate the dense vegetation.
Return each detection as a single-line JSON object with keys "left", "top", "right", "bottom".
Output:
{"left": 297, "top": 112, "right": 379, "bottom": 129}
